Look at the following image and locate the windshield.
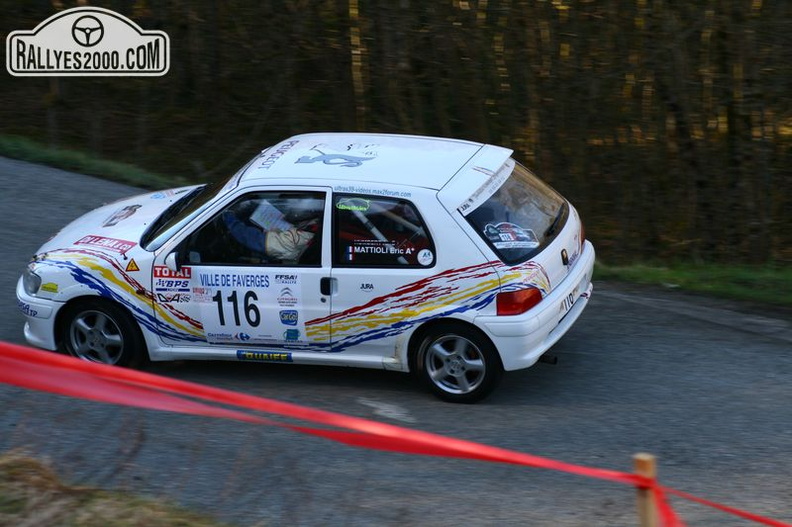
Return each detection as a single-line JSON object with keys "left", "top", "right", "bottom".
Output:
{"left": 141, "top": 159, "right": 255, "bottom": 251}
{"left": 464, "top": 161, "right": 567, "bottom": 264}
{"left": 140, "top": 183, "right": 220, "bottom": 251}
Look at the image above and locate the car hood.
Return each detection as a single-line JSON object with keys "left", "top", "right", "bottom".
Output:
{"left": 36, "top": 185, "right": 200, "bottom": 256}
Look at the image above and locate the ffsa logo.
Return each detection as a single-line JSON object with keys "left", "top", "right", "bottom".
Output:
{"left": 7, "top": 6, "right": 169, "bottom": 76}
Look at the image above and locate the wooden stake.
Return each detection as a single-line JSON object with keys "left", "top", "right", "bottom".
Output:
{"left": 634, "top": 453, "right": 658, "bottom": 527}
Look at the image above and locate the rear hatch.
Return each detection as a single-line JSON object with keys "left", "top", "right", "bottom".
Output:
{"left": 450, "top": 158, "right": 584, "bottom": 296}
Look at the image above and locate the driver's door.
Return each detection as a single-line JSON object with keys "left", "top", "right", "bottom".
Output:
{"left": 152, "top": 188, "right": 332, "bottom": 353}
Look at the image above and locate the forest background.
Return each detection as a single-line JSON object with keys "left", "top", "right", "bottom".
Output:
{"left": 1, "top": 0, "right": 790, "bottom": 265}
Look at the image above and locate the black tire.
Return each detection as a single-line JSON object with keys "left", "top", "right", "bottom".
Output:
{"left": 414, "top": 322, "right": 503, "bottom": 403}
{"left": 58, "top": 299, "right": 147, "bottom": 368}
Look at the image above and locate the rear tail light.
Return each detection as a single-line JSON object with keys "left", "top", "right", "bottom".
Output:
{"left": 580, "top": 222, "right": 585, "bottom": 249}
{"left": 497, "top": 288, "right": 543, "bottom": 315}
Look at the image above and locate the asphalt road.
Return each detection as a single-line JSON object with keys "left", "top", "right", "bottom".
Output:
{"left": 1, "top": 157, "right": 790, "bottom": 526}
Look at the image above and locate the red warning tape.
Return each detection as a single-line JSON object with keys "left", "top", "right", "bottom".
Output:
{"left": 0, "top": 341, "right": 789, "bottom": 527}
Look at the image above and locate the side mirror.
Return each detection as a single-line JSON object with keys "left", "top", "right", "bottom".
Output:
{"left": 164, "top": 251, "right": 180, "bottom": 272}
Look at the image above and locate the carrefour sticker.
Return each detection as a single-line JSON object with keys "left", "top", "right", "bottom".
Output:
{"left": 103, "top": 205, "right": 141, "bottom": 227}
{"left": 237, "top": 350, "right": 293, "bottom": 362}
{"left": 484, "top": 223, "right": 539, "bottom": 249}
{"left": 207, "top": 330, "right": 279, "bottom": 345}
{"left": 75, "top": 235, "right": 135, "bottom": 254}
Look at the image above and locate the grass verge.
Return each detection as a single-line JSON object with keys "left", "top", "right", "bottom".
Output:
{"left": 0, "top": 452, "right": 233, "bottom": 527}
{"left": 0, "top": 135, "right": 186, "bottom": 190}
{"left": 595, "top": 262, "right": 792, "bottom": 308}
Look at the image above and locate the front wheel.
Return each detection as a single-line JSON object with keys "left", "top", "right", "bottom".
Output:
{"left": 414, "top": 323, "right": 503, "bottom": 403}
{"left": 59, "top": 300, "right": 147, "bottom": 368}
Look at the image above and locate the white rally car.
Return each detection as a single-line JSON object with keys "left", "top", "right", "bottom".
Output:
{"left": 17, "top": 133, "right": 595, "bottom": 403}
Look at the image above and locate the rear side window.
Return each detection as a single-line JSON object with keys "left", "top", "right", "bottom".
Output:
{"left": 464, "top": 160, "right": 567, "bottom": 264}
{"left": 333, "top": 195, "right": 435, "bottom": 267}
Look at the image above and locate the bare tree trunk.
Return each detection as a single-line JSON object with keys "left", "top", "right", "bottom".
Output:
{"left": 349, "top": 0, "right": 367, "bottom": 129}
{"left": 46, "top": 78, "right": 61, "bottom": 148}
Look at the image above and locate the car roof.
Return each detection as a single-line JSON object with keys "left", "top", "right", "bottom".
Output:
{"left": 239, "top": 132, "right": 512, "bottom": 191}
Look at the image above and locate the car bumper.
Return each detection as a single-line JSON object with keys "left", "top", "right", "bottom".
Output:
{"left": 477, "top": 240, "right": 595, "bottom": 371}
{"left": 16, "top": 276, "right": 62, "bottom": 351}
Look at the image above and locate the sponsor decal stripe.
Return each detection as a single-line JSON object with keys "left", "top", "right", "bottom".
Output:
{"left": 304, "top": 261, "right": 550, "bottom": 350}
{"left": 38, "top": 249, "right": 202, "bottom": 338}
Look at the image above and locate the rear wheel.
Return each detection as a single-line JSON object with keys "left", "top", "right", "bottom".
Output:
{"left": 414, "top": 323, "right": 503, "bottom": 403}
{"left": 59, "top": 300, "right": 146, "bottom": 368}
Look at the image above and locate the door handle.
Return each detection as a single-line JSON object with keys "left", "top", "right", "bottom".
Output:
{"left": 320, "top": 277, "right": 336, "bottom": 296}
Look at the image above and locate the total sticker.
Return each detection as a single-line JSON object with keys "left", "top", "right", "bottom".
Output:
{"left": 417, "top": 249, "right": 434, "bottom": 266}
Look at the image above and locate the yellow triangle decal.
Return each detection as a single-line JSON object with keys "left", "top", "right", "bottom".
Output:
{"left": 125, "top": 259, "right": 140, "bottom": 272}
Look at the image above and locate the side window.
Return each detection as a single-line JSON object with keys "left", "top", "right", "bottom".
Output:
{"left": 333, "top": 195, "right": 435, "bottom": 267}
{"left": 181, "top": 191, "right": 325, "bottom": 266}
